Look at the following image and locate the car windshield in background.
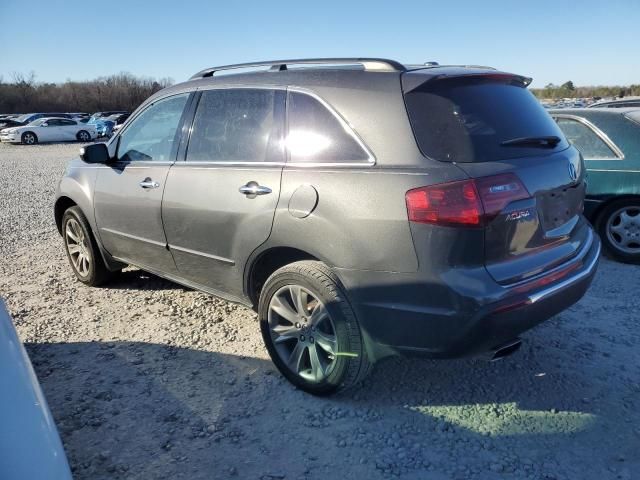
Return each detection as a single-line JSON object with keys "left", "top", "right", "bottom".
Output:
{"left": 27, "top": 118, "right": 47, "bottom": 126}
{"left": 404, "top": 77, "right": 569, "bottom": 162}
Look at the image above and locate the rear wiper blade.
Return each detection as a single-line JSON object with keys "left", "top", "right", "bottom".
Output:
{"left": 500, "top": 136, "right": 561, "bottom": 148}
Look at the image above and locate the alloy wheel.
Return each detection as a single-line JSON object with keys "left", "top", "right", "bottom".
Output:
{"left": 65, "top": 218, "right": 91, "bottom": 276}
{"left": 23, "top": 133, "right": 35, "bottom": 145}
{"left": 78, "top": 131, "right": 90, "bottom": 141}
{"left": 268, "top": 285, "right": 338, "bottom": 383}
{"left": 606, "top": 206, "right": 640, "bottom": 255}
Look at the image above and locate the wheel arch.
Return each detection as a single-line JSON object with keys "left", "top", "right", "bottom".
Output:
{"left": 54, "top": 196, "right": 78, "bottom": 234}
{"left": 245, "top": 246, "right": 324, "bottom": 307}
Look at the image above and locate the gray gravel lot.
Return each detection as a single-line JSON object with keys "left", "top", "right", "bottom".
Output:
{"left": 1, "top": 142, "right": 639, "bottom": 480}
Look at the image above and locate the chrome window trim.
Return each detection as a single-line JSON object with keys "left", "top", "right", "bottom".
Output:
{"left": 286, "top": 86, "right": 376, "bottom": 167}
{"left": 553, "top": 114, "right": 625, "bottom": 160}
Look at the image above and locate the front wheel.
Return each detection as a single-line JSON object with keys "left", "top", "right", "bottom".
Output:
{"left": 62, "top": 206, "right": 116, "bottom": 285}
{"left": 258, "top": 261, "right": 371, "bottom": 395}
{"left": 597, "top": 199, "right": 640, "bottom": 263}
{"left": 76, "top": 130, "right": 91, "bottom": 142}
{"left": 21, "top": 132, "right": 38, "bottom": 145}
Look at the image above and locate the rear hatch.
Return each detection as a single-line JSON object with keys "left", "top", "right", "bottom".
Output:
{"left": 402, "top": 70, "right": 588, "bottom": 284}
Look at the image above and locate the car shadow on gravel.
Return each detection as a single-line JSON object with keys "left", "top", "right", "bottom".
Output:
{"left": 102, "top": 269, "right": 190, "bottom": 292}
{"left": 26, "top": 337, "right": 635, "bottom": 480}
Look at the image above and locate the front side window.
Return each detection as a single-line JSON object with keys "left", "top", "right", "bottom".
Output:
{"left": 555, "top": 118, "right": 619, "bottom": 159}
{"left": 187, "top": 89, "right": 280, "bottom": 162}
{"left": 286, "top": 92, "right": 370, "bottom": 163}
{"left": 117, "top": 93, "right": 189, "bottom": 162}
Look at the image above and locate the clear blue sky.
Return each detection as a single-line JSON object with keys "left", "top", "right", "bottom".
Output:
{"left": 1, "top": 0, "right": 638, "bottom": 88}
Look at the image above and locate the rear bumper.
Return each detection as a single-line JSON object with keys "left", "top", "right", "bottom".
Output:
{"left": 335, "top": 228, "right": 601, "bottom": 360}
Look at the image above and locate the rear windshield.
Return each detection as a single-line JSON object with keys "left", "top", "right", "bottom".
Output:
{"left": 404, "top": 77, "right": 568, "bottom": 162}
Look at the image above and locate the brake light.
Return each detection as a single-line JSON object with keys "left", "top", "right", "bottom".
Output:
{"left": 475, "top": 173, "right": 530, "bottom": 222}
{"left": 406, "top": 173, "right": 530, "bottom": 227}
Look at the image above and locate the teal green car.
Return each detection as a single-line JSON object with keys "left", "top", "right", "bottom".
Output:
{"left": 551, "top": 108, "right": 640, "bottom": 263}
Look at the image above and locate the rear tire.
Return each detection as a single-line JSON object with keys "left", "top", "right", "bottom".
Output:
{"left": 258, "top": 261, "right": 371, "bottom": 395}
{"left": 21, "top": 132, "right": 38, "bottom": 145}
{"left": 596, "top": 199, "right": 640, "bottom": 264}
{"left": 62, "top": 206, "right": 117, "bottom": 285}
{"left": 76, "top": 130, "right": 91, "bottom": 142}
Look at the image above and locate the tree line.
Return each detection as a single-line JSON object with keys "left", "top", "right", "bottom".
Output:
{"left": 531, "top": 81, "right": 640, "bottom": 99}
{"left": 0, "top": 73, "right": 173, "bottom": 114}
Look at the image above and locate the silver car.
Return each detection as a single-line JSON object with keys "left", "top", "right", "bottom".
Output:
{"left": 0, "top": 300, "right": 72, "bottom": 479}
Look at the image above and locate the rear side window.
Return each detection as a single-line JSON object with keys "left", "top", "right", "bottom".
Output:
{"left": 555, "top": 118, "right": 619, "bottom": 159}
{"left": 404, "top": 77, "right": 568, "bottom": 162}
{"left": 187, "top": 89, "right": 282, "bottom": 162}
{"left": 286, "top": 92, "right": 371, "bottom": 163}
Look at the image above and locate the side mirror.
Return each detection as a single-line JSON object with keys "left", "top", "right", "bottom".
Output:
{"left": 80, "top": 143, "right": 110, "bottom": 164}
{"left": 41, "top": 122, "right": 48, "bottom": 127}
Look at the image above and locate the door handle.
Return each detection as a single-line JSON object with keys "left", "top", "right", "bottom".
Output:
{"left": 139, "top": 178, "right": 160, "bottom": 189}
{"left": 239, "top": 181, "right": 272, "bottom": 197}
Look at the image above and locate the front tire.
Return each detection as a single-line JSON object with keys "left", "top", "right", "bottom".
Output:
{"left": 76, "top": 130, "right": 91, "bottom": 142}
{"left": 21, "top": 132, "right": 38, "bottom": 145}
{"left": 597, "top": 199, "right": 640, "bottom": 263}
{"left": 259, "top": 261, "right": 371, "bottom": 395}
{"left": 62, "top": 206, "right": 115, "bottom": 285}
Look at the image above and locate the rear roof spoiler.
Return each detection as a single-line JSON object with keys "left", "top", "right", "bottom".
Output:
{"left": 402, "top": 69, "right": 532, "bottom": 92}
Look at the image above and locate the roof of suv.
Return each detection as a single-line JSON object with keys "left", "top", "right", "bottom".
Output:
{"left": 170, "top": 58, "right": 527, "bottom": 92}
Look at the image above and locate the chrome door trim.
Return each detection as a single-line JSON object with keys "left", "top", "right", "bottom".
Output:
{"left": 100, "top": 227, "right": 166, "bottom": 248}
{"left": 553, "top": 114, "right": 625, "bottom": 160}
{"left": 168, "top": 244, "right": 236, "bottom": 265}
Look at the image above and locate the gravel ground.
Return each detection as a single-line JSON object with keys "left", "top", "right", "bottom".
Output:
{"left": 1, "top": 142, "right": 639, "bottom": 480}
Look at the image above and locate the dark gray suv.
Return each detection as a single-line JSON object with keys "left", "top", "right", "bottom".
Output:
{"left": 55, "top": 58, "right": 601, "bottom": 394}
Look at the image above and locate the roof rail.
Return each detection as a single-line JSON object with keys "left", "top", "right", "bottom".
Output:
{"left": 189, "top": 58, "right": 406, "bottom": 80}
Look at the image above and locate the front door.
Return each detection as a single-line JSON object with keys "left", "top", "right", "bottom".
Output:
{"left": 93, "top": 92, "right": 191, "bottom": 274}
{"left": 162, "top": 88, "right": 285, "bottom": 298}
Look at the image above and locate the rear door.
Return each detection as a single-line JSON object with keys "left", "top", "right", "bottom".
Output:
{"left": 58, "top": 119, "right": 79, "bottom": 141}
{"left": 403, "top": 73, "right": 588, "bottom": 284}
{"left": 38, "top": 119, "right": 61, "bottom": 141}
{"left": 162, "top": 87, "right": 285, "bottom": 298}
{"left": 93, "top": 92, "right": 191, "bottom": 274}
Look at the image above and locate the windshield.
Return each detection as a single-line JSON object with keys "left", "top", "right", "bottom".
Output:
{"left": 27, "top": 118, "right": 47, "bottom": 126}
{"left": 403, "top": 77, "right": 569, "bottom": 162}
{"left": 15, "top": 114, "right": 36, "bottom": 123}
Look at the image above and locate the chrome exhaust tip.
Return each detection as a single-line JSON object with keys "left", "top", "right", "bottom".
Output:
{"left": 489, "top": 339, "right": 522, "bottom": 361}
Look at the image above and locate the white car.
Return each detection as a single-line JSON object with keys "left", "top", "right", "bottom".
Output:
{"left": 0, "top": 117, "right": 98, "bottom": 145}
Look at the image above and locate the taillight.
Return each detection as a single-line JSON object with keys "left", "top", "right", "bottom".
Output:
{"left": 406, "top": 173, "right": 530, "bottom": 227}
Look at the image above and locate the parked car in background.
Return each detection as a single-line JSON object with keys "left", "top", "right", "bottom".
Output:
{"left": 0, "top": 300, "right": 73, "bottom": 480}
{"left": 551, "top": 108, "right": 640, "bottom": 263}
{"left": 107, "top": 112, "right": 130, "bottom": 126}
{"left": 1, "top": 117, "right": 97, "bottom": 145}
{"left": 11, "top": 112, "right": 74, "bottom": 125}
{"left": 90, "top": 110, "right": 129, "bottom": 120}
{"left": 56, "top": 58, "right": 600, "bottom": 395}
{"left": 87, "top": 117, "right": 116, "bottom": 138}
{"left": 588, "top": 98, "right": 640, "bottom": 109}
{"left": 0, "top": 117, "right": 25, "bottom": 130}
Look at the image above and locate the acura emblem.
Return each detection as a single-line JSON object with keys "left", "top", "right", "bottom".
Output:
{"left": 568, "top": 162, "right": 578, "bottom": 182}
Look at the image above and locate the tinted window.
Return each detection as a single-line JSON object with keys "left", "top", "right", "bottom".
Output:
{"left": 555, "top": 118, "right": 618, "bottom": 159}
{"left": 286, "top": 92, "right": 370, "bottom": 163}
{"left": 117, "top": 93, "right": 189, "bottom": 162}
{"left": 187, "top": 89, "right": 280, "bottom": 162}
{"left": 404, "top": 78, "right": 568, "bottom": 162}
{"left": 59, "top": 119, "right": 76, "bottom": 126}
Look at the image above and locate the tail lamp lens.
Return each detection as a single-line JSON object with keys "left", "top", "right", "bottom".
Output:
{"left": 406, "top": 173, "right": 530, "bottom": 227}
